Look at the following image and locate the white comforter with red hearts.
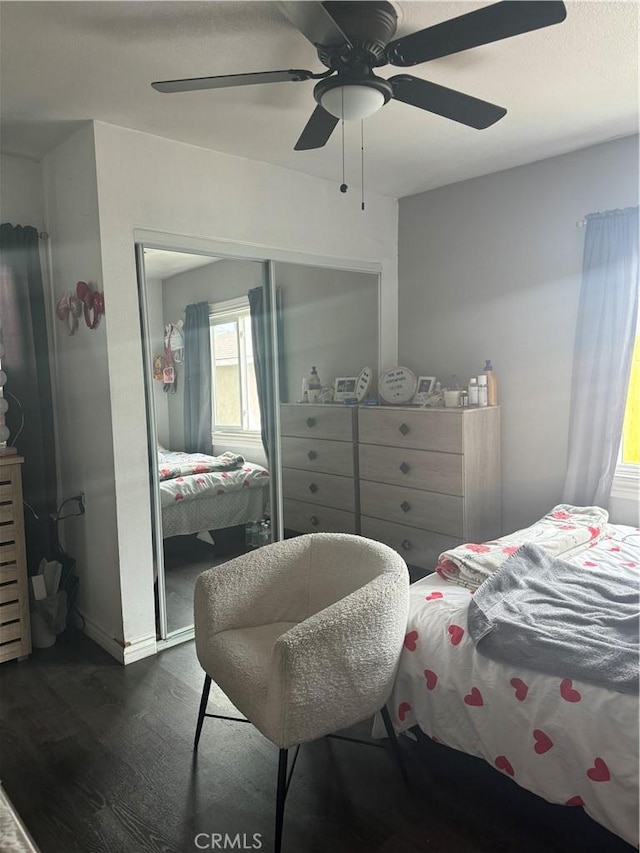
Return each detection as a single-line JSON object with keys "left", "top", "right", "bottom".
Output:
{"left": 389, "top": 523, "right": 639, "bottom": 847}
{"left": 158, "top": 450, "right": 269, "bottom": 508}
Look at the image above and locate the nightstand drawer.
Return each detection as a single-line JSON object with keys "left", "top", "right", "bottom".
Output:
{"left": 361, "top": 516, "right": 460, "bottom": 571}
{"left": 283, "top": 499, "right": 356, "bottom": 535}
{"left": 358, "top": 407, "right": 463, "bottom": 453}
{"left": 280, "top": 404, "right": 355, "bottom": 441}
{"left": 359, "top": 443, "right": 463, "bottom": 496}
{"left": 360, "top": 480, "right": 464, "bottom": 537}
{"left": 281, "top": 436, "right": 354, "bottom": 476}
{"left": 282, "top": 468, "right": 355, "bottom": 512}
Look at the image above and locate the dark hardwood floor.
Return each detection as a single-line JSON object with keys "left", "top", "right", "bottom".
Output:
{"left": 0, "top": 630, "right": 634, "bottom": 853}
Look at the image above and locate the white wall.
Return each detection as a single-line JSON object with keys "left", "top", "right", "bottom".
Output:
{"left": 89, "top": 121, "right": 398, "bottom": 659}
{"left": 0, "top": 154, "right": 44, "bottom": 228}
{"left": 398, "top": 135, "right": 639, "bottom": 533}
{"left": 42, "top": 123, "right": 123, "bottom": 651}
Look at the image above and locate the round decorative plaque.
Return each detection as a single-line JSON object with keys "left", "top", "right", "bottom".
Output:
{"left": 378, "top": 366, "right": 418, "bottom": 404}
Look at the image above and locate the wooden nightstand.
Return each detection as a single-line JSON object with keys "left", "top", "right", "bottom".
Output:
{"left": 0, "top": 456, "right": 31, "bottom": 663}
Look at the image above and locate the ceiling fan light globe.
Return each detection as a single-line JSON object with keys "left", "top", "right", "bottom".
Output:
{"left": 320, "top": 85, "right": 386, "bottom": 120}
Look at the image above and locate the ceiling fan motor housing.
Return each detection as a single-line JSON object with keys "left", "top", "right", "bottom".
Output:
{"left": 319, "top": 1, "right": 398, "bottom": 67}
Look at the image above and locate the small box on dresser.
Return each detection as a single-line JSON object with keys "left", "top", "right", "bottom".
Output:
{"left": 0, "top": 457, "right": 31, "bottom": 663}
{"left": 358, "top": 406, "right": 501, "bottom": 577}
{"left": 279, "top": 404, "right": 359, "bottom": 535}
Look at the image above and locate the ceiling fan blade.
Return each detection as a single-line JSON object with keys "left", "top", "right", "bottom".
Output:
{"left": 152, "top": 68, "right": 314, "bottom": 93}
{"left": 294, "top": 105, "right": 340, "bottom": 150}
{"left": 387, "top": 1, "right": 567, "bottom": 66}
{"left": 276, "top": 1, "right": 351, "bottom": 48}
{"left": 389, "top": 75, "right": 507, "bottom": 129}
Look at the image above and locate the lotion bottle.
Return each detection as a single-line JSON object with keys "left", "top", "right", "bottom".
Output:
{"left": 468, "top": 377, "right": 479, "bottom": 406}
{"left": 482, "top": 360, "right": 498, "bottom": 406}
{"left": 477, "top": 374, "right": 488, "bottom": 407}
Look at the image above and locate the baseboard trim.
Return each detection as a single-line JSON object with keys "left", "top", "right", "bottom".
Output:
{"left": 80, "top": 612, "right": 157, "bottom": 665}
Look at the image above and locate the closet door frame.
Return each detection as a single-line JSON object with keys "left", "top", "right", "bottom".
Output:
{"left": 134, "top": 229, "right": 382, "bottom": 650}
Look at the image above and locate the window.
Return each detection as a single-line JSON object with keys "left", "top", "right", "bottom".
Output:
{"left": 619, "top": 331, "right": 640, "bottom": 466}
{"left": 209, "top": 297, "right": 261, "bottom": 434}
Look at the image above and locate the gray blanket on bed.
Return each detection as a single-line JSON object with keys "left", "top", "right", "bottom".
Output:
{"left": 467, "top": 543, "right": 640, "bottom": 695}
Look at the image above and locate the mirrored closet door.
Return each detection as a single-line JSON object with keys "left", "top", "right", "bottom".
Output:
{"left": 274, "top": 261, "right": 380, "bottom": 539}
{"left": 136, "top": 246, "right": 276, "bottom": 642}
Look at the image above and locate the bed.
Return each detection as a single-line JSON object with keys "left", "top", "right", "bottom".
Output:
{"left": 157, "top": 448, "right": 270, "bottom": 539}
{"left": 385, "top": 505, "right": 639, "bottom": 848}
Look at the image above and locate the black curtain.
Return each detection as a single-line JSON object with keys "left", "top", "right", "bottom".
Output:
{"left": 0, "top": 223, "right": 57, "bottom": 572}
{"left": 183, "top": 301, "right": 212, "bottom": 454}
{"left": 248, "top": 286, "right": 284, "bottom": 460}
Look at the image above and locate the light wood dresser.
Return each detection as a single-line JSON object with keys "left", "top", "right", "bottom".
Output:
{"left": 280, "top": 404, "right": 359, "bottom": 535}
{"left": 0, "top": 456, "right": 31, "bottom": 663}
{"left": 358, "top": 406, "right": 501, "bottom": 574}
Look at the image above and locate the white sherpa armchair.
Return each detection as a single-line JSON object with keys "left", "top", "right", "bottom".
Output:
{"left": 193, "top": 533, "right": 410, "bottom": 853}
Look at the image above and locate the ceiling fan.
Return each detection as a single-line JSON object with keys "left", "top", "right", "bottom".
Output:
{"left": 152, "top": 0, "right": 567, "bottom": 151}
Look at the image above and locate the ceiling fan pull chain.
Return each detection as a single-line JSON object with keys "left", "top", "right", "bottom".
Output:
{"left": 340, "top": 87, "right": 348, "bottom": 195}
{"left": 361, "top": 120, "right": 365, "bottom": 212}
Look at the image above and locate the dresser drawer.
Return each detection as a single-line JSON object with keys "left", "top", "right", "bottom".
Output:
{"left": 360, "top": 480, "right": 464, "bottom": 538}
{"left": 281, "top": 436, "right": 354, "bottom": 476}
{"left": 282, "top": 468, "right": 355, "bottom": 512}
{"left": 358, "top": 407, "right": 463, "bottom": 453}
{"left": 280, "top": 404, "right": 355, "bottom": 441}
{"left": 283, "top": 499, "right": 356, "bottom": 535}
{"left": 361, "top": 516, "right": 460, "bottom": 571}
{"left": 359, "top": 444, "right": 463, "bottom": 496}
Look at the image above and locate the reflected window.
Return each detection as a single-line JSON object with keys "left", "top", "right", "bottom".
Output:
{"left": 210, "top": 297, "right": 261, "bottom": 433}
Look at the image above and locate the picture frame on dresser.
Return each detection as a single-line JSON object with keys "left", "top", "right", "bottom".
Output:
{"left": 333, "top": 376, "right": 358, "bottom": 402}
{"left": 413, "top": 376, "right": 436, "bottom": 404}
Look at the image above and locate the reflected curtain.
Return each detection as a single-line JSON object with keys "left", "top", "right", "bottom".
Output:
{"left": 562, "top": 207, "right": 639, "bottom": 507}
{"left": 248, "top": 286, "right": 284, "bottom": 459}
{"left": 0, "top": 223, "right": 57, "bottom": 572}
{"left": 183, "top": 301, "right": 212, "bottom": 454}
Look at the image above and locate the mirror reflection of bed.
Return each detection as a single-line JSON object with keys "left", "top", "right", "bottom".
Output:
{"left": 143, "top": 250, "right": 272, "bottom": 639}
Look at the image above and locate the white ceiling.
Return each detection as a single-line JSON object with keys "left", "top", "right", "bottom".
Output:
{"left": 1, "top": 1, "right": 637, "bottom": 198}
{"left": 143, "top": 248, "right": 220, "bottom": 278}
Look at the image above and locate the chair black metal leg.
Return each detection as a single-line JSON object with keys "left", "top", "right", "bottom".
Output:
{"left": 194, "top": 674, "right": 212, "bottom": 751}
{"left": 274, "top": 748, "right": 288, "bottom": 853}
{"left": 380, "top": 704, "right": 408, "bottom": 784}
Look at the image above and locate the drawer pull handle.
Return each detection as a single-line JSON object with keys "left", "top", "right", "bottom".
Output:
{"left": 307, "top": 450, "right": 317, "bottom": 461}
{"left": 400, "top": 500, "right": 411, "bottom": 513}
{"left": 309, "top": 482, "right": 318, "bottom": 493}
{"left": 399, "top": 422, "right": 410, "bottom": 436}
{"left": 399, "top": 461, "right": 410, "bottom": 475}
{"left": 306, "top": 417, "right": 316, "bottom": 428}
{"left": 309, "top": 515, "right": 319, "bottom": 526}
{"left": 401, "top": 539, "right": 412, "bottom": 551}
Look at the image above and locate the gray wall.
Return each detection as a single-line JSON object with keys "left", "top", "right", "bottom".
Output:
{"left": 273, "top": 262, "right": 379, "bottom": 403}
{"left": 398, "top": 135, "right": 639, "bottom": 533}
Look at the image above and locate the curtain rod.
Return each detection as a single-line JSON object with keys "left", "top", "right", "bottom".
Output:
{"left": 38, "top": 231, "right": 49, "bottom": 240}
{"left": 576, "top": 219, "right": 587, "bottom": 228}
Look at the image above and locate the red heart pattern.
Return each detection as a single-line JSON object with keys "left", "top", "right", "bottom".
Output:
{"left": 587, "top": 757, "right": 610, "bottom": 783}
{"left": 398, "top": 702, "right": 411, "bottom": 723}
{"left": 425, "top": 592, "right": 443, "bottom": 601}
{"left": 495, "top": 755, "right": 515, "bottom": 777}
{"left": 424, "top": 669, "right": 438, "bottom": 690}
{"left": 565, "top": 796, "right": 585, "bottom": 807}
{"left": 510, "top": 677, "right": 528, "bottom": 701}
{"left": 404, "top": 630, "right": 418, "bottom": 651}
{"left": 448, "top": 624, "right": 464, "bottom": 645}
{"left": 464, "top": 687, "right": 483, "bottom": 706}
{"left": 533, "top": 729, "right": 553, "bottom": 754}
{"left": 583, "top": 561, "right": 597, "bottom": 567}
{"left": 560, "top": 679, "right": 581, "bottom": 703}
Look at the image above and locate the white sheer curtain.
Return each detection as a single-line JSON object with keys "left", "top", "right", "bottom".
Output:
{"left": 562, "top": 207, "right": 639, "bottom": 507}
